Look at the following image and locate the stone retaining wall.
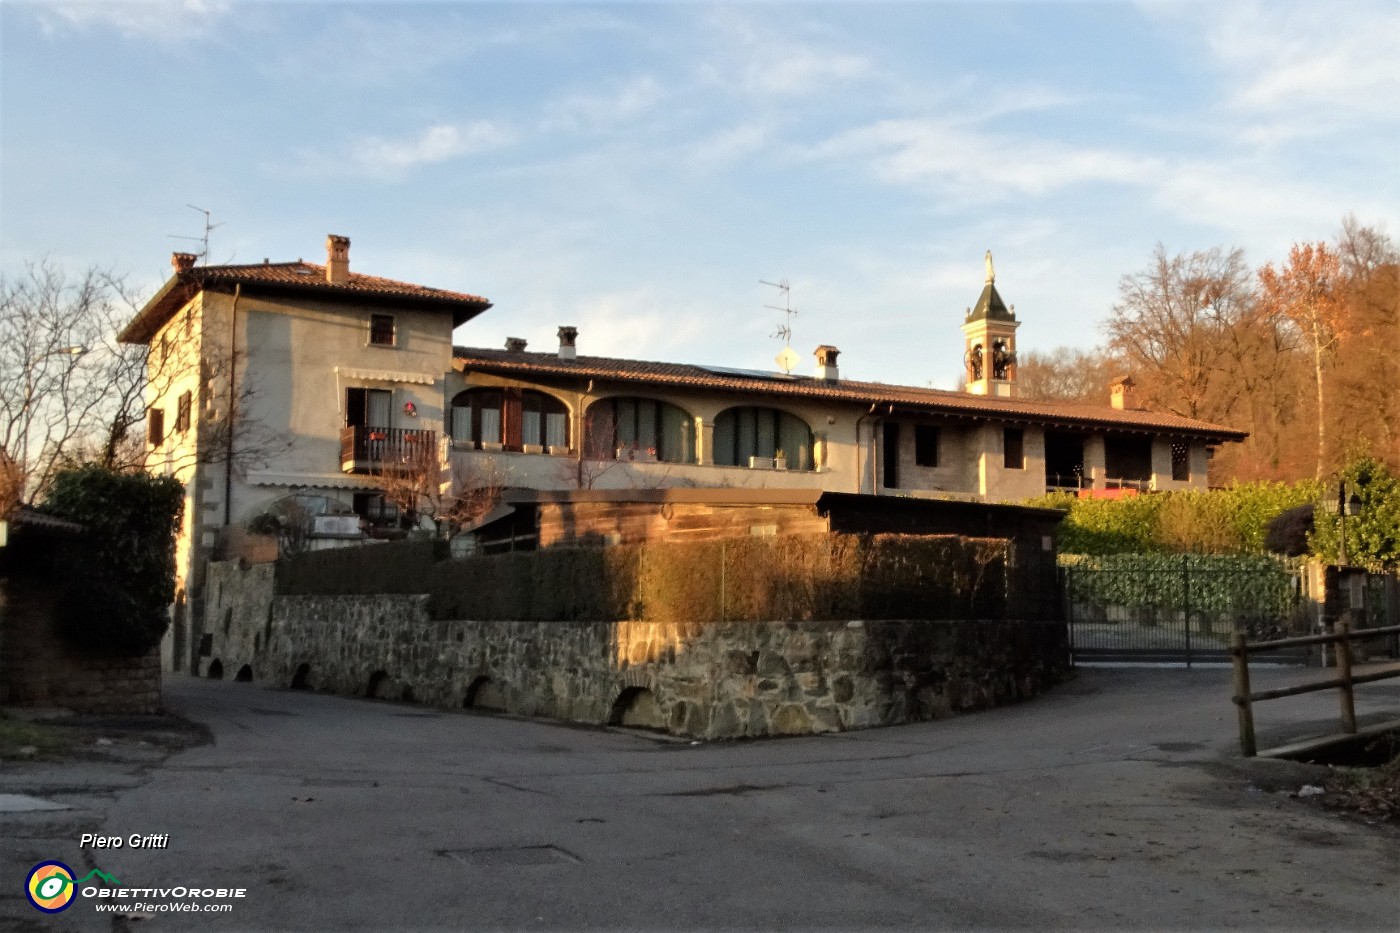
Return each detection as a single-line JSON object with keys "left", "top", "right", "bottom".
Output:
{"left": 205, "top": 561, "right": 1069, "bottom": 738}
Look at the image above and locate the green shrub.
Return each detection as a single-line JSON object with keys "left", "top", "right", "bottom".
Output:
{"left": 40, "top": 465, "right": 184, "bottom": 656}
{"left": 1027, "top": 481, "right": 1321, "bottom": 556}
{"left": 1309, "top": 458, "right": 1400, "bottom": 570}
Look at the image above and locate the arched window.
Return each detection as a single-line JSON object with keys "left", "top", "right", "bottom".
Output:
{"left": 451, "top": 388, "right": 569, "bottom": 450}
{"left": 713, "top": 406, "right": 813, "bottom": 470}
{"left": 585, "top": 398, "right": 696, "bottom": 464}
{"left": 451, "top": 388, "right": 503, "bottom": 447}
{"left": 520, "top": 390, "right": 569, "bottom": 448}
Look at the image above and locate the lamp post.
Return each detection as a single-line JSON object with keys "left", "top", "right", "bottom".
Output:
{"left": 1327, "top": 480, "right": 1362, "bottom": 566}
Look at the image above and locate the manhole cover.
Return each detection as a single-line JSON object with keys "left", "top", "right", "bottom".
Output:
{"left": 437, "top": 845, "right": 579, "bottom": 867}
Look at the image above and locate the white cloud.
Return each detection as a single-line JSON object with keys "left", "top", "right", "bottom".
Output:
{"left": 542, "top": 76, "right": 666, "bottom": 133}
{"left": 38, "top": 0, "right": 231, "bottom": 43}
{"left": 699, "top": 9, "right": 874, "bottom": 98}
{"left": 807, "top": 118, "right": 1153, "bottom": 202}
{"left": 354, "top": 123, "right": 514, "bottom": 174}
{"left": 280, "top": 122, "right": 516, "bottom": 181}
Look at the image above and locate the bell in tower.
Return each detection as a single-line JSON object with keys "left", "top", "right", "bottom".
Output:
{"left": 960, "top": 250, "right": 1020, "bottom": 397}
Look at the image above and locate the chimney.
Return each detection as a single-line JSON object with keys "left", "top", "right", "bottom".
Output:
{"left": 171, "top": 252, "right": 197, "bottom": 274}
{"left": 505, "top": 337, "right": 528, "bottom": 353}
{"left": 814, "top": 345, "right": 840, "bottom": 382}
{"left": 1109, "top": 376, "right": 1138, "bottom": 410}
{"left": 326, "top": 234, "right": 350, "bottom": 285}
{"left": 557, "top": 325, "right": 578, "bottom": 360}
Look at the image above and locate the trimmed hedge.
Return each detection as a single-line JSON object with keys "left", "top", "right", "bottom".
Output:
{"left": 1060, "top": 553, "right": 1296, "bottom": 617}
{"left": 1029, "top": 481, "right": 1321, "bottom": 556}
{"left": 277, "top": 534, "right": 1013, "bottom": 623}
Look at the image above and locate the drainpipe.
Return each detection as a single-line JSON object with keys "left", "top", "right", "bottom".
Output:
{"left": 223, "top": 284, "right": 241, "bottom": 527}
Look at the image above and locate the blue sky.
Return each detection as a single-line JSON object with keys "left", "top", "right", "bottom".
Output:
{"left": 3, "top": 1, "right": 1398, "bottom": 390}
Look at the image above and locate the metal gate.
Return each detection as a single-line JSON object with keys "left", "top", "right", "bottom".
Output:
{"left": 1063, "top": 558, "right": 1310, "bottom": 666}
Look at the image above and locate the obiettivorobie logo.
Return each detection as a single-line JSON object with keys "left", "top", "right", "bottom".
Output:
{"left": 25, "top": 862, "right": 121, "bottom": 913}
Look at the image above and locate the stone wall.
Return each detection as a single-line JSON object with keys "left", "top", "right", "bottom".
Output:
{"left": 205, "top": 560, "right": 1069, "bottom": 738}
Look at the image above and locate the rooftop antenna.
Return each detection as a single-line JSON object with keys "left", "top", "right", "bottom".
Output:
{"left": 167, "top": 204, "right": 224, "bottom": 265}
{"left": 761, "top": 278, "right": 800, "bottom": 374}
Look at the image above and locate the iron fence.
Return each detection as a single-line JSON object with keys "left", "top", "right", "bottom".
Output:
{"left": 1063, "top": 557, "right": 1310, "bottom": 666}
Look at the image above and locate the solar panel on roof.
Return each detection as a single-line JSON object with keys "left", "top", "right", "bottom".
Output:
{"left": 698, "top": 364, "right": 802, "bottom": 381}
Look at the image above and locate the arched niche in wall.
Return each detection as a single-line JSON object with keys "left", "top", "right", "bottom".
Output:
{"left": 712, "top": 406, "right": 814, "bottom": 470}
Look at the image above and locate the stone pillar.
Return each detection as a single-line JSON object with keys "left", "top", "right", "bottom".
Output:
{"left": 1150, "top": 438, "right": 1173, "bottom": 490}
{"left": 696, "top": 418, "right": 714, "bottom": 466}
{"left": 1083, "top": 435, "right": 1106, "bottom": 490}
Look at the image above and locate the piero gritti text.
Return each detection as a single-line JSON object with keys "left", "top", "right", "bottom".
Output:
{"left": 80, "top": 833, "right": 170, "bottom": 850}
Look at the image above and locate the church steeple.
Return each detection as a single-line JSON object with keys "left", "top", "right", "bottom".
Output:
{"left": 960, "top": 251, "right": 1020, "bottom": 397}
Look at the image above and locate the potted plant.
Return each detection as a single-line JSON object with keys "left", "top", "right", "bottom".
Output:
{"left": 774, "top": 448, "right": 787, "bottom": 470}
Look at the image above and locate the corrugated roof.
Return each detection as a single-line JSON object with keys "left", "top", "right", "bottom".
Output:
{"left": 453, "top": 346, "right": 1248, "bottom": 442}
{"left": 119, "top": 261, "right": 491, "bottom": 344}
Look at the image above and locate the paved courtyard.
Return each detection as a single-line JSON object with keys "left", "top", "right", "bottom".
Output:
{"left": 3, "top": 667, "right": 1397, "bottom": 931}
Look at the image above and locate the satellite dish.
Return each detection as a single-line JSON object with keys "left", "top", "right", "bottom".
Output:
{"left": 775, "top": 346, "right": 800, "bottom": 374}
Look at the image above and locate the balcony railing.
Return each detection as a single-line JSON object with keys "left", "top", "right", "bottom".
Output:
{"left": 340, "top": 426, "right": 437, "bottom": 474}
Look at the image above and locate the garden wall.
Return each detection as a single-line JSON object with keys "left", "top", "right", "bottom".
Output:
{"left": 203, "top": 571, "right": 1068, "bottom": 738}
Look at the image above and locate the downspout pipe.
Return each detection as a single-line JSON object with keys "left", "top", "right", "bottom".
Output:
{"left": 223, "top": 284, "right": 240, "bottom": 527}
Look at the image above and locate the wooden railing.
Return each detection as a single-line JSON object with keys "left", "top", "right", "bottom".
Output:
{"left": 1231, "top": 622, "right": 1400, "bottom": 756}
{"left": 339, "top": 427, "right": 436, "bottom": 472}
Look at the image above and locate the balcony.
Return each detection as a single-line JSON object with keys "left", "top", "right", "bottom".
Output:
{"left": 340, "top": 427, "right": 437, "bottom": 474}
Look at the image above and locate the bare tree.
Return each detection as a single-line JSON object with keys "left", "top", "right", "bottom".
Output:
{"left": 375, "top": 444, "right": 509, "bottom": 536}
{"left": 1016, "top": 346, "right": 1125, "bottom": 404}
{"left": 0, "top": 260, "right": 147, "bottom": 501}
{"left": 1258, "top": 242, "right": 1346, "bottom": 478}
{"left": 1104, "top": 244, "right": 1255, "bottom": 423}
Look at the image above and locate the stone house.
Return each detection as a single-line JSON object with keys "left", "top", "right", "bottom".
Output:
{"left": 119, "top": 235, "right": 1244, "bottom": 674}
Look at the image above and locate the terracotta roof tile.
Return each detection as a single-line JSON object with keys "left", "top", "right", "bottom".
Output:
{"left": 453, "top": 346, "right": 1248, "bottom": 442}
{"left": 120, "top": 262, "right": 490, "bottom": 344}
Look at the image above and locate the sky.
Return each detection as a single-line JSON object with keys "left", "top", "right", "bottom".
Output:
{"left": 3, "top": 1, "right": 1398, "bottom": 391}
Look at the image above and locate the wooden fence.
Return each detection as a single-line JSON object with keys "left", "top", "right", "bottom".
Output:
{"left": 1231, "top": 622, "right": 1400, "bottom": 756}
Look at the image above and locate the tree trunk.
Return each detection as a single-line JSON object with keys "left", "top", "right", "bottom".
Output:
{"left": 1312, "top": 322, "right": 1327, "bottom": 479}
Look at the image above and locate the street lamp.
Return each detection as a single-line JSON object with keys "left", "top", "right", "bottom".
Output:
{"left": 1324, "top": 480, "right": 1362, "bottom": 566}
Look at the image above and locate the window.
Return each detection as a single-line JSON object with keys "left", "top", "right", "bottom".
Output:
{"left": 451, "top": 388, "right": 568, "bottom": 451}
{"left": 585, "top": 398, "right": 694, "bottom": 463}
{"left": 1003, "top": 428, "right": 1024, "bottom": 470}
{"left": 175, "top": 391, "right": 192, "bottom": 433}
{"left": 1171, "top": 441, "right": 1190, "bottom": 482}
{"left": 346, "top": 387, "right": 392, "bottom": 429}
{"left": 712, "top": 406, "right": 813, "bottom": 470}
{"left": 369, "top": 314, "right": 396, "bottom": 347}
{"left": 915, "top": 425, "right": 940, "bottom": 467}
{"left": 521, "top": 391, "right": 569, "bottom": 448}
{"left": 147, "top": 407, "right": 165, "bottom": 447}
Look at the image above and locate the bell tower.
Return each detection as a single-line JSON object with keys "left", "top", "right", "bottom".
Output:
{"left": 960, "top": 250, "right": 1020, "bottom": 397}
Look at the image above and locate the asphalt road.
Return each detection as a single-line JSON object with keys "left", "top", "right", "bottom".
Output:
{"left": 4, "top": 667, "right": 1398, "bottom": 932}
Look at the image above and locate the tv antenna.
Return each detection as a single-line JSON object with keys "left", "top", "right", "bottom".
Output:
{"left": 761, "top": 278, "right": 800, "bottom": 373}
{"left": 167, "top": 204, "right": 224, "bottom": 264}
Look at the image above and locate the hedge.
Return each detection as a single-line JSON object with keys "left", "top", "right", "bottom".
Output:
{"left": 277, "top": 533, "right": 1013, "bottom": 623}
{"left": 40, "top": 465, "right": 184, "bottom": 656}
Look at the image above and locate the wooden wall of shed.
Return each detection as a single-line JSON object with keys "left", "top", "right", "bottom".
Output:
{"left": 537, "top": 501, "right": 830, "bottom": 548}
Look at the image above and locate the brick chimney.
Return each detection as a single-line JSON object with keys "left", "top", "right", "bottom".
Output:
{"left": 326, "top": 234, "right": 350, "bottom": 285}
{"left": 171, "top": 252, "right": 197, "bottom": 274}
{"left": 557, "top": 325, "right": 578, "bottom": 360}
{"left": 505, "top": 337, "right": 528, "bottom": 353}
{"left": 815, "top": 345, "right": 840, "bottom": 382}
{"left": 1109, "top": 376, "right": 1138, "bottom": 410}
